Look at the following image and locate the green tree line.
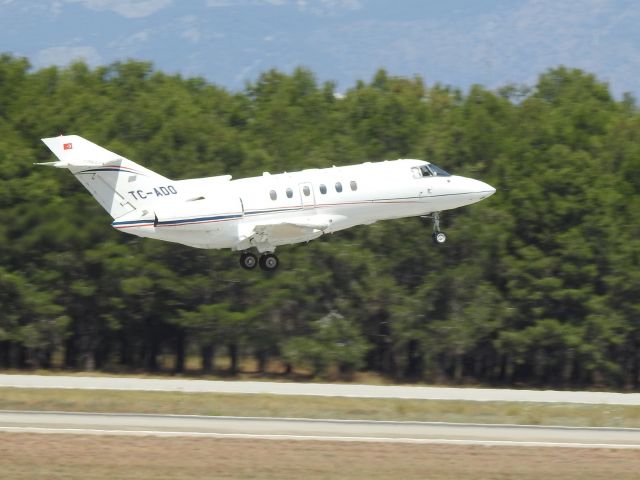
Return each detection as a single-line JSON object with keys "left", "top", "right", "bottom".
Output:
{"left": 1, "top": 54, "right": 639, "bottom": 388}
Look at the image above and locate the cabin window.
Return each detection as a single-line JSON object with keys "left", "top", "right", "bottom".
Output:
{"left": 269, "top": 190, "right": 277, "bottom": 200}
{"left": 350, "top": 181, "right": 357, "bottom": 191}
{"left": 286, "top": 187, "right": 293, "bottom": 198}
{"left": 429, "top": 163, "right": 451, "bottom": 176}
{"left": 335, "top": 182, "right": 343, "bottom": 193}
{"left": 419, "top": 164, "right": 451, "bottom": 177}
{"left": 419, "top": 165, "right": 433, "bottom": 177}
{"left": 303, "top": 186, "right": 311, "bottom": 196}
{"left": 319, "top": 184, "right": 327, "bottom": 194}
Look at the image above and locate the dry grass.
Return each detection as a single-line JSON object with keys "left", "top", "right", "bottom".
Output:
{"left": 1, "top": 387, "right": 640, "bottom": 427}
{"left": 1, "top": 432, "right": 639, "bottom": 480}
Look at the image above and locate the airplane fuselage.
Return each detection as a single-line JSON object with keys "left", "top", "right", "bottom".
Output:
{"left": 113, "top": 159, "right": 494, "bottom": 252}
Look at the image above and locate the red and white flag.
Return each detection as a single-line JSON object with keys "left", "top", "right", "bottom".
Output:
{"left": 63, "top": 143, "right": 72, "bottom": 150}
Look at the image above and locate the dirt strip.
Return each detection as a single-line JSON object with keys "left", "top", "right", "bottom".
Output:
{"left": 1, "top": 432, "right": 639, "bottom": 480}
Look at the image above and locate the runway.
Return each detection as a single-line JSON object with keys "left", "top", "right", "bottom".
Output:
{"left": 1, "top": 374, "right": 639, "bottom": 404}
{"left": 0, "top": 411, "right": 638, "bottom": 448}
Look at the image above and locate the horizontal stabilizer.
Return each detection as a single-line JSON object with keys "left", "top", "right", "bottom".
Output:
{"left": 41, "top": 135, "right": 123, "bottom": 167}
{"left": 35, "top": 158, "right": 121, "bottom": 169}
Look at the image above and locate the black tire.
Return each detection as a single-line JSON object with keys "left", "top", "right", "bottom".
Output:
{"left": 239, "top": 252, "right": 258, "bottom": 270}
{"left": 432, "top": 231, "right": 447, "bottom": 245}
{"left": 259, "top": 253, "right": 279, "bottom": 271}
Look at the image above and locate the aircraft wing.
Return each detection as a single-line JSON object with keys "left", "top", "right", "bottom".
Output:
{"left": 253, "top": 221, "right": 324, "bottom": 238}
{"left": 238, "top": 214, "right": 345, "bottom": 251}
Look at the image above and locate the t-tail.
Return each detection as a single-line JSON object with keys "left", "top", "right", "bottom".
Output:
{"left": 40, "top": 135, "right": 175, "bottom": 228}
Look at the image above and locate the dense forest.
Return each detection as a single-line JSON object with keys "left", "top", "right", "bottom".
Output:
{"left": 1, "top": 53, "right": 639, "bottom": 388}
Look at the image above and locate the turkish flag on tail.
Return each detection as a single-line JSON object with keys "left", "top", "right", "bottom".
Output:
{"left": 63, "top": 143, "right": 72, "bottom": 150}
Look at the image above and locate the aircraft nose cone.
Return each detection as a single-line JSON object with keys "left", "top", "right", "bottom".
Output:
{"left": 473, "top": 179, "right": 496, "bottom": 200}
{"left": 484, "top": 183, "right": 496, "bottom": 198}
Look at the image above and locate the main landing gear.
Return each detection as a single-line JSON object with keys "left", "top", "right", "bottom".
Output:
{"left": 239, "top": 251, "right": 279, "bottom": 271}
{"left": 423, "top": 211, "right": 447, "bottom": 245}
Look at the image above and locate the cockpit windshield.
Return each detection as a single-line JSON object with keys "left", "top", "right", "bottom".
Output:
{"left": 418, "top": 163, "right": 451, "bottom": 177}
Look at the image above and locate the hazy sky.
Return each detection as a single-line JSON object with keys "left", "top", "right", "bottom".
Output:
{"left": 1, "top": 0, "right": 639, "bottom": 96}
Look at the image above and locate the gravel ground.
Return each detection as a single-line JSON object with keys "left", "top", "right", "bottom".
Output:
{"left": 1, "top": 433, "right": 640, "bottom": 480}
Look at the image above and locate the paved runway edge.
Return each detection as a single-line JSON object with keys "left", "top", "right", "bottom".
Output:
{"left": 1, "top": 426, "right": 639, "bottom": 449}
{"left": 1, "top": 411, "right": 639, "bottom": 448}
{"left": 1, "top": 374, "right": 639, "bottom": 404}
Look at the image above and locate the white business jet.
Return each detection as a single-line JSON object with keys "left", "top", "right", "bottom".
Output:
{"left": 40, "top": 135, "right": 495, "bottom": 271}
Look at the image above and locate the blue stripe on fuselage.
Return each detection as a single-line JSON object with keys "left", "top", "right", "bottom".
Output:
{"left": 155, "top": 213, "right": 243, "bottom": 226}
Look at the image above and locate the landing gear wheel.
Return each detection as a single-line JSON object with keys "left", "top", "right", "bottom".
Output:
{"left": 432, "top": 231, "right": 447, "bottom": 245}
{"left": 259, "top": 253, "right": 279, "bottom": 271}
{"left": 239, "top": 252, "right": 258, "bottom": 270}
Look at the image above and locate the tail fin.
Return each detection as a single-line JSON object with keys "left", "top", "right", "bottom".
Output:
{"left": 40, "top": 135, "right": 173, "bottom": 220}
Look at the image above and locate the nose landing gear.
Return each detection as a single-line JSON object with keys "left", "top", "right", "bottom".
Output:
{"left": 423, "top": 211, "right": 447, "bottom": 245}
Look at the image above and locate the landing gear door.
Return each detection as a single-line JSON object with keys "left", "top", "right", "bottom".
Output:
{"left": 299, "top": 183, "right": 315, "bottom": 209}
